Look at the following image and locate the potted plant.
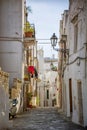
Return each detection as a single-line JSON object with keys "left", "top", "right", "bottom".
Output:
{"left": 24, "top": 21, "right": 34, "bottom": 37}
{"left": 27, "top": 92, "right": 33, "bottom": 108}
{"left": 24, "top": 74, "right": 29, "bottom": 81}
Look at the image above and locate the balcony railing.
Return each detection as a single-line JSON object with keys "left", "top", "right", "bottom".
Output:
{"left": 24, "top": 23, "right": 35, "bottom": 38}
{"left": 23, "top": 23, "right": 36, "bottom": 47}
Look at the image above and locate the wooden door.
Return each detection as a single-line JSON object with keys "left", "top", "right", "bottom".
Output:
{"left": 69, "top": 79, "right": 72, "bottom": 113}
{"left": 77, "top": 81, "right": 84, "bottom": 125}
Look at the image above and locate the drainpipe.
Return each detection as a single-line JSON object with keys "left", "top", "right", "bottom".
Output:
{"left": 85, "top": 0, "right": 87, "bottom": 79}
{"left": 84, "top": 43, "right": 87, "bottom": 79}
{"left": 82, "top": 8, "right": 87, "bottom": 126}
{"left": 84, "top": 0, "right": 87, "bottom": 79}
{"left": 83, "top": 2, "right": 87, "bottom": 125}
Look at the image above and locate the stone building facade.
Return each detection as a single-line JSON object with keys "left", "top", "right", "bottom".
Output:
{"left": 59, "top": 0, "right": 87, "bottom": 127}
{"left": 0, "top": 68, "right": 9, "bottom": 130}
{"left": 0, "top": 0, "right": 24, "bottom": 87}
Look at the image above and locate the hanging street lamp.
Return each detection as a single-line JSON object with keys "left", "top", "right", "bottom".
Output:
{"left": 50, "top": 33, "right": 69, "bottom": 54}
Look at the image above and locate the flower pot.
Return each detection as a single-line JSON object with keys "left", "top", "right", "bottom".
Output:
{"left": 25, "top": 32, "right": 33, "bottom": 37}
{"left": 24, "top": 78, "right": 28, "bottom": 81}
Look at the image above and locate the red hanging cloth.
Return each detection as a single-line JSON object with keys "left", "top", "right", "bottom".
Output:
{"left": 28, "top": 66, "right": 35, "bottom": 74}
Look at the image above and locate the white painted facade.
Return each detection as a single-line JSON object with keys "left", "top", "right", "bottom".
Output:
{"left": 0, "top": 0, "right": 24, "bottom": 88}
{"left": 0, "top": 68, "right": 9, "bottom": 130}
{"left": 0, "top": 1, "right": 25, "bottom": 127}
{"left": 37, "top": 48, "right": 45, "bottom": 107}
{"left": 44, "top": 70, "right": 58, "bottom": 107}
{"left": 0, "top": 86, "right": 9, "bottom": 129}
{"left": 60, "top": 0, "right": 87, "bottom": 127}
{"left": 37, "top": 49, "right": 58, "bottom": 107}
{"left": 44, "top": 57, "right": 58, "bottom": 107}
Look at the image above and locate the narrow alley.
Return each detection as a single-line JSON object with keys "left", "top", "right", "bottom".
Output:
{"left": 9, "top": 107, "right": 86, "bottom": 130}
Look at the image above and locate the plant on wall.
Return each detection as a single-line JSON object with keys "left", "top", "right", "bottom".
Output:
{"left": 27, "top": 92, "right": 32, "bottom": 105}
{"left": 25, "top": 5, "right": 32, "bottom": 20}
{"left": 26, "top": 6, "right": 32, "bottom": 13}
{"left": 52, "top": 66, "right": 57, "bottom": 71}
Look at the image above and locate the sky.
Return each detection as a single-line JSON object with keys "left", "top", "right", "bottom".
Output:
{"left": 26, "top": 0, "right": 69, "bottom": 58}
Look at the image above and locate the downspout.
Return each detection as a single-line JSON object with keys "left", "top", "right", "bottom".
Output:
{"left": 84, "top": 43, "right": 87, "bottom": 79}
{"left": 83, "top": 1, "right": 87, "bottom": 126}
{"left": 84, "top": 0, "right": 87, "bottom": 79}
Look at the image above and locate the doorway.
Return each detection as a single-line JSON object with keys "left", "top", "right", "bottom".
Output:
{"left": 77, "top": 81, "right": 84, "bottom": 125}
{"left": 69, "top": 79, "right": 73, "bottom": 115}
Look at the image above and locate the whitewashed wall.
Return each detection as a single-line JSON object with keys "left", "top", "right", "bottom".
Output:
{"left": 37, "top": 49, "right": 45, "bottom": 107}
{"left": 63, "top": 0, "right": 87, "bottom": 127}
{"left": 0, "top": 69, "right": 9, "bottom": 130}
{"left": 0, "top": 0, "right": 24, "bottom": 88}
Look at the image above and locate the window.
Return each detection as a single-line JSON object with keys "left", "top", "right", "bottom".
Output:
{"left": 74, "top": 22, "right": 78, "bottom": 52}
{"left": 71, "top": 14, "right": 78, "bottom": 53}
{"left": 47, "top": 89, "right": 49, "bottom": 99}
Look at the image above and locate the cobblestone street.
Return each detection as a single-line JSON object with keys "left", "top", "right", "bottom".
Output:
{"left": 9, "top": 107, "right": 86, "bottom": 130}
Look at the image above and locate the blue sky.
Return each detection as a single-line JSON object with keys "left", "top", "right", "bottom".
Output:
{"left": 26, "top": 0, "right": 69, "bottom": 58}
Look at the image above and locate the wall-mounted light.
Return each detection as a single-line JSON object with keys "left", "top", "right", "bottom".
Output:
{"left": 50, "top": 33, "right": 69, "bottom": 55}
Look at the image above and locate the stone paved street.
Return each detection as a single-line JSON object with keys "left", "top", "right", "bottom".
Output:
{"left": 9, "top": 107, "right": 86, "bottom": 130}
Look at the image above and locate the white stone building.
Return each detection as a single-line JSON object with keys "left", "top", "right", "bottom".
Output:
{"left": 59, "top": 0, "right": 87, "bottom": 127}
{"left": 37, "top": 48, "right": 58, "bottom": 107}
{"left": 0, "top": 68, "right": 9, "bottom": 130}
{"left": 0, "top": 0, "right": 25, "bottom": 126}
{"left": 44, "top": 56, "right": 58, "bottom": 107}
{"left": 37, "top": 48, "right": 45, "bottom": 107}
{"left": 0, "top": 0, "right": 24, "bottom": 88}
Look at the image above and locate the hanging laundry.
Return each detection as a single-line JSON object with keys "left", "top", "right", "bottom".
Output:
{"left": 28, "top": 66, "right": 35, "bottom": 74}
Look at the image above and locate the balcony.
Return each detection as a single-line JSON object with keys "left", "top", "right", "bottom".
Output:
{"left": 23, "top": 22, "right": 36, "bottom": 48}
